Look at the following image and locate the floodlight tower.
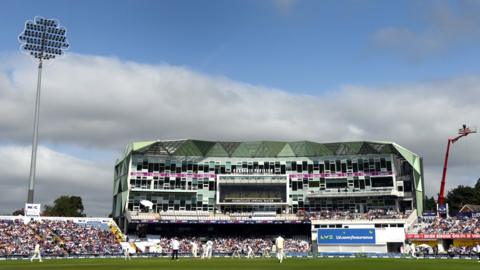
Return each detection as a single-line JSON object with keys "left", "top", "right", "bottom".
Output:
{"left": 437, "top": 124, "right": 476, "bottom": 216}
{"left": 18, "top": 17, "right": 69, "bottom": 203}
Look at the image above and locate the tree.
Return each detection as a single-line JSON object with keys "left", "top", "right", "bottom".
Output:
{"left": 424, "top": 196, "right": 437, "bottom": 212}
{"left": 445, "top": 185, "right": 480, "bottom": 214}
{"left": 43, "top": 196, "right": 85, "bottom": 217}
{"left": 474, "top": 178, "right": 480, "bottom": 193}
{"left": 12, "top": 208, "right": 24, "bottom": 216}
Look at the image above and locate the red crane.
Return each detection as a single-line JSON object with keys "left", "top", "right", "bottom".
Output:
{"left": 437, "top": 124, "right": 476, "bottom": 210}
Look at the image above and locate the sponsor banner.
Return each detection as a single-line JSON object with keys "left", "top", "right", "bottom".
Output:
{"left": 24, "top": 203, "right": 41, "bottom": 216}
{"left": 129, "top": 172, "right": 216, "bottom": 178}
{"left": 290, "top": 172, "right": 392, "bottom": 179}
{"left": 233, "top": 168, "right": 275, "bottom": 174}
{"left": 437, "top": 205, "right": 447, "bottom": 214}
{"left": 458, "top": 212, "right": 480, "bottom": 218}
{"left": 222, "top": 198, "right": 283, "bottom": 203}
{"left": 422, "top": 212, "right": 437, "bottom": 220}
{"left": 406, "top": 233, "right": 480, "bottom": 239}
{"left": 129, "top": 171, "right": 393, "bottom": 179}
{"left": 318, "top": 229, "right": 376, "bottom": 245}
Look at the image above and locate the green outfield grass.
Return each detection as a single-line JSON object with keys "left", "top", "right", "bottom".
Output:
{"left": 0, "top": 258, "right": 478, "bottom": 270}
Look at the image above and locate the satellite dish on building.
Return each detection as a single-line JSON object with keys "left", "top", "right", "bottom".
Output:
{"left": 140, "top": 200, "right": 153, "bottom": 208}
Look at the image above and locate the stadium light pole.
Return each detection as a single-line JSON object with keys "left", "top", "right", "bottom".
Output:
{"left": 18, "top": 16, "right": 69, "bottom": 203}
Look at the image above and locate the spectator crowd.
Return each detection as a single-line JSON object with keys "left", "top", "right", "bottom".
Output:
{"left": 410, "top": 216, "right": 480, "bottom": 234}
{"left": 446, "top": 246, "right": 480, "bottom": 256}
{"left": 0, "top": 219, "right": 122, "bottom": 257}
{"left": 310, "top": 209, "right": 409, "bottom": 220}
{"left": 408, "top": 244, "right": 480, "bottom": 257}
{"left": 146, "top": 236, "right": 310, "bottom": 255}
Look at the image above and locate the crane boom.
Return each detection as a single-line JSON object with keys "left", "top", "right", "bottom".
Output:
{"left": 437, "top": 125, "right": 476, "bottom": 210}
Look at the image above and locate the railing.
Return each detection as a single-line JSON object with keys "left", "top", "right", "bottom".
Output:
{"left": 307, "top": 188, "right": 401, "bottom": 198}
{"left": 311, "top": 210, "right": 412, "bottom": 223}
{"left": 128, "top": 209, "right": 413, "bottom": 223}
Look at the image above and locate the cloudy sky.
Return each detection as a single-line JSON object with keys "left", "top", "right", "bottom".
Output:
{"left": 1, "top": 0, "right": 480, "bottom": 216}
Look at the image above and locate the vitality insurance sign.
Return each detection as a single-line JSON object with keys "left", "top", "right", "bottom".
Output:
{"left": 317, "top": 228, "right": 376, "bottom": 245}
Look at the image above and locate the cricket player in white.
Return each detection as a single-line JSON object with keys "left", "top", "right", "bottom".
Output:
{"left": 30, "top": 243, "right": 42, "bottom": 262}
{"left": 191, "top": 240, "right": 198, "bottom": 258}
{"left": 475, "top": 243, "right": 480, "bottom": 263}
{"left": 246, "top": 245, "right": 254, "bottom": 258}
{"left": 232, "top": 244, "right": 241, "bottom": 258}
{"left": 124, "top": 246, "right": 131, "bottom": 261}
{"left": 271, "top": 243, "right": 277, "bottom": 256}
{"left": 263, "top": 246, "right": 270, "bottom": 258}
{"left": 275, "top": 236, "right": 285, "bottom": 263}
{"left": 201, "top": 243, "right": 207, "bottom": 259}
{"left": 410, "top": 243, "right": 417, "bottom": 259}
{"left": 206, "top": 240, "right": 213, "bottom": 259}
{"left": 157, "top": 243, "right": 163, "bottom": 255}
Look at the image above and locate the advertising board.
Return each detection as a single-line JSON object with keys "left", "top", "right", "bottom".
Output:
{"left": 317, "top": 228, "right": 376, "bottom": 245}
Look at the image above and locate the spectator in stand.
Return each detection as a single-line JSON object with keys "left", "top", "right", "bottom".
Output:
{"left": 139, "top": 236, "right": 309, "bottom": 256}
{"left": 446, "top": 246, "right": 477, "bottom": 257}
{"left": 0, "top": 219, "right": 310, "bottom": 258}
{"left": 0, "top": 219, "right": 122, "bottom": 257}
{"left": 409, "top": 216, "right": 480, "bottom": 235}
{"left": 310, "top": 209, "right": 409, "bottom": 221}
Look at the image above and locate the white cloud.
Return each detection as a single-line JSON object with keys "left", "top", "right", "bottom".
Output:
{"left": 0, "top": 145, "right": 112, "bottom": 216}
{"left": 0, "top": 52, "right": 479, "bottom": 215}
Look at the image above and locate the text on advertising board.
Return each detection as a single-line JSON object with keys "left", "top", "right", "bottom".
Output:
{"left": 317, "top": 229, "right": 376, "bottom": 245}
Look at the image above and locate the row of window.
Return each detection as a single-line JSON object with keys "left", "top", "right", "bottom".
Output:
{"left": 128, "top": 194, "right": 214, "bottom": 212}
{"left": 134, "top": 158, "right": 394, "bottom": 174}
{"left": 129, "top": 203, "right": 215, "bottom": 212}
{"left": 127, "top": 193, "right": 406, "bottom": 214}
{"left": 130, "top": 178, "right": 216, "bottom": 191}
{"left": 289, "top": 176, "right": 394, "bottom": 190}
{"left": 291, "top": 200, "right": 398, "bottom": 212}
{"left": 127, "top": 201, "right": 403, "bottom": 213}
{"left": 130, "top": 176, "right": 412, "bottom": 192}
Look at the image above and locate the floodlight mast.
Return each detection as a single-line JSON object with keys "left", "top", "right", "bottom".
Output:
{"left": 18, "top": 17, "right": 69, "bottom": 204}
{"left": 437, "top": 124, "right": 476, "bottom": 213}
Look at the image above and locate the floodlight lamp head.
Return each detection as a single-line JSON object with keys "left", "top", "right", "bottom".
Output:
{"left": 18, "top": 16, "right": 69, "bottom": 61}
